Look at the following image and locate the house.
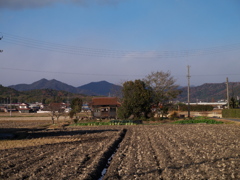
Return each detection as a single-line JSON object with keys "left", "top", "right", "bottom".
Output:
{"left": 45, "top": 103, "right": 66, "bottom": 112}
{"left": 18, "top": 103, "right": 31, "bottom": 113}
{"left": 37, "top": 103, "right": 67, "bottom": 113}
{"left": 82, "top": 103, "right": 91, "bottom": 112}
{"left": 0, "top": 106, "right": 7, "bottom": 112}
{"left": 89, "top": 97, "right": 121, "bottom": 119}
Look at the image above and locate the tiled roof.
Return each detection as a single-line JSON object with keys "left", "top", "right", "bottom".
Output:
{"left": 90, "top": 97, "right": 120, "bottom": 106}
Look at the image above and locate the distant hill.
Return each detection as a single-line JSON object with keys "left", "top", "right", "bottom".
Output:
{"left": 9, "top": 78, "right": 80, "bottom": 93}
{"left": 0, "top": 85, "right": 86, "bottom": 104}
{"left": 0, "top": 85, "right": 20, "bottom": 97}
{"left": 8, "top": 79, "right": 122, "bottom": 96}
{"left": 176, "top": 82, "right": 240, "bottom": 102}
{"left": 7, "top": 79, "right": 240, "bottom": 102}
{"left": 77, "top": 81, "right": 122, "bottom": 96}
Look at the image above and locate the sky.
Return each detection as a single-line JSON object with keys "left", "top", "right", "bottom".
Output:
{"left": 0, "top": 0, "right": 240, "bottom": 87}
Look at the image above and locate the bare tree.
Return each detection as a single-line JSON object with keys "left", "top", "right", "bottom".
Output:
{"left": 48, "top": 103, "right": 66, "bottom": 124}
{"left": 143, "top": 71, "right": 181, "bottom": 118}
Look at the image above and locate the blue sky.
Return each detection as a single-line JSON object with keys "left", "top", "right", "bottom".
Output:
{"left": 0, "top": 0, "right": 240, "bottom": 87}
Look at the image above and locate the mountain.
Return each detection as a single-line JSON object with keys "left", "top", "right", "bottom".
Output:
{"left": 8, "top": 79, "right": 240, "bottom": 102}
{"left": 8, "top": 79, "right": 122, "bottom": 96}
{"left": 0, "top": 85, "right": 20, "bottom": 97}
{"left": 9, "top": 78, "right": 80, "bottom": 93}
{"left": 176, "top": 82, "right": 240, "bottom": 102}
{"left": 0, "top": 86, "right": 87, "bottom": 104}
{"left": 78, "top": 81, "right": 122, "bottom": 96}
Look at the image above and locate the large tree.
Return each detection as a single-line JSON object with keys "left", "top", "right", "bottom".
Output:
{"left": 143, "top": 71, "right": 181, "bottom": 118}
{"left": 69, "top": 97, "right": 83, "bottom": 122}
{"left": 117, "top": 80, "right": 153, "bottom": 119}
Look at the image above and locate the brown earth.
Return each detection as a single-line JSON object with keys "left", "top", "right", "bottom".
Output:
{"left": 0, "top": 120, "right": 240, "bottom": 179}
{"left": 104, "top": 125, "right": 240, "bottom": 179}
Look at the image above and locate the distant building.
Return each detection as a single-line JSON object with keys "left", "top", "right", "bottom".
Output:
{"left": 188, "top": 101, "right": 227, "bottom": 109}
{"left": 0, "top": 106, "right": 7, "bottom": 112}
{"left": 82, "top": 103, "right": 90, "bottom": 112}
{"left": 18, "top": 103, "right": 31, "bottom": 113}
{"left": 89, "top": 97, "right": 121, "bottom": 119}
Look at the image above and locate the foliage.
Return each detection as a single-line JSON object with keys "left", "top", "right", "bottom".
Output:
{"left": 143, "top": 71, "right": 181, "bottom": 118}
{"left": 222, "top": 109, "right": 240, "bottom": 118}
{"left": 229, "top": 96, "right": 240, "bottom": 109}
{"left": 69, "top": 97, "right": 83, "bottom": 121}
{"left": 179, "top": 104, "right": 214, "bottom": 111}
{"left": 73, "top": 118, "right": 79, "bottom": 124}
{"left": 117, "top": 80, "right": 153, "bottom": 119}
{"left": 173, "top": 117, "right": 223, "bottom": 124}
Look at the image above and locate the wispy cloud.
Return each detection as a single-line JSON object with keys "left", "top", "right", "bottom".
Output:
{"left": 0, "top": 0, "right": 124, "bottom": 10}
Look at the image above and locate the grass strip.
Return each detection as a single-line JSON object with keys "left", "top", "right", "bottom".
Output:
{"left": 70, "top": 120, "right": 139, "bottom": 126}
{"left": 173, "top": 117, "right": 224, "bottom": 124}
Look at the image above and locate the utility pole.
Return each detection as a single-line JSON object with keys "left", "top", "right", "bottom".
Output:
{"left": 187, "top": 65, "right": 191, "bottom": 118}
{"left": 0, "top": 36, "right": 3, "bottom": 53}
{"left": 226, "top": 77, "right": 230, "bottom": 109}
{"left": 10, "top": 95, "right": 12, "bottom": 117}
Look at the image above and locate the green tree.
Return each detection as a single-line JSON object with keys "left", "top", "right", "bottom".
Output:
{"left": 229, "top": 96, "right": 239, "bottom": 109}
{"left": 69, "top": 97, "right": 83, "bottom": 123}
{"left": 143, "top": 71, "right": 181, "bottom": 118}
{"left": 118, "top": 80, "right": 153, "bottom": 119}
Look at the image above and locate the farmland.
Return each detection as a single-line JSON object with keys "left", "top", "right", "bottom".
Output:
{"left": 0, "top": 119, "right": 240, "bottom": 179}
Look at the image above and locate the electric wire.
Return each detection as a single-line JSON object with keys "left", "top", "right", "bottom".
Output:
{"left": 1, "top": 32, "right": 240, "bottom": 78}
{"left": 1, "top": 67, "right": 240, "bottom": 79}
{"left": 0, "top": 67, "right": 138, "bottom": 77}
{"left": 2, "top": 32, "right": 240, "bottom": 58}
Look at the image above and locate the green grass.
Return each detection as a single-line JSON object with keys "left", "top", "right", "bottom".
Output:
{"left": 173, "top": 116, "right": 224, "bottom": 124}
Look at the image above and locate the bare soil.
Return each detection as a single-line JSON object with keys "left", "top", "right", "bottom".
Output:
{"left": 104, "top": 125, "right": 240, "bottom": 179}
{"left": 1, "top": 120, "right": 240, "bottom": 179}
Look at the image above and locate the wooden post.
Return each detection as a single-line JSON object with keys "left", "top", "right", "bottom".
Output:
{"left": 187, "top": 65, "right": 191, "bottom": 118}
{"left": 226, "top": 77, "right": 230, "bottom": 109}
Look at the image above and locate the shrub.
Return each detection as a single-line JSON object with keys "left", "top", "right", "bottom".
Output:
{"left": 73, "top": 118, "right": 79, "bottom": 124}
{"left": 222, "top": 109, "right": 240, "bottom": 118}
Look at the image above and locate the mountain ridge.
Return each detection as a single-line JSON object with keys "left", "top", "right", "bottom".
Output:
{"left": 7, "top": 79, "right": 240, "bottom": 102}
{"left": 9, "top": 79, "right": 122, "bottom": 96}
{"left": 176, "top": 82, "right": 240, "bottom": 102}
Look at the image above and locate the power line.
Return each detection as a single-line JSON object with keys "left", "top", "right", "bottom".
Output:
{"left": 0, "top": 67, "right": 143, "bottom": 77}
{"left": 2, "top": 32, "right": 240, "bottom": 58}
{"left": 1, "top": 67, "right": 240, "bottom": 78}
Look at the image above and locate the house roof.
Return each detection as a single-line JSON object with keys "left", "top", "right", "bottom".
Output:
{"left": 90, "top": 97, "right": 121, "bottom": 106}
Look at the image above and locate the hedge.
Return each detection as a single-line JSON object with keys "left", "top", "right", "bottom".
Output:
{"left": 222, "top": 109, "right": 240, "bottom": 118}
{"left": 179, "top": 105, "right": 213, "bottom": 111}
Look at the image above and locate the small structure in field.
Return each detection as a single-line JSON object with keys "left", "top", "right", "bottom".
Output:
{"left": 89, "top": 97, "right": 121, "bottom": 119}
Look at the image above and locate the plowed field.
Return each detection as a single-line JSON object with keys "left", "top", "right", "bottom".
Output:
{"left": 1, "top": 121, "right": 240, "bottom": 180}
{"left": 104, "top": 125, "right": 240, "bottom": 179}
